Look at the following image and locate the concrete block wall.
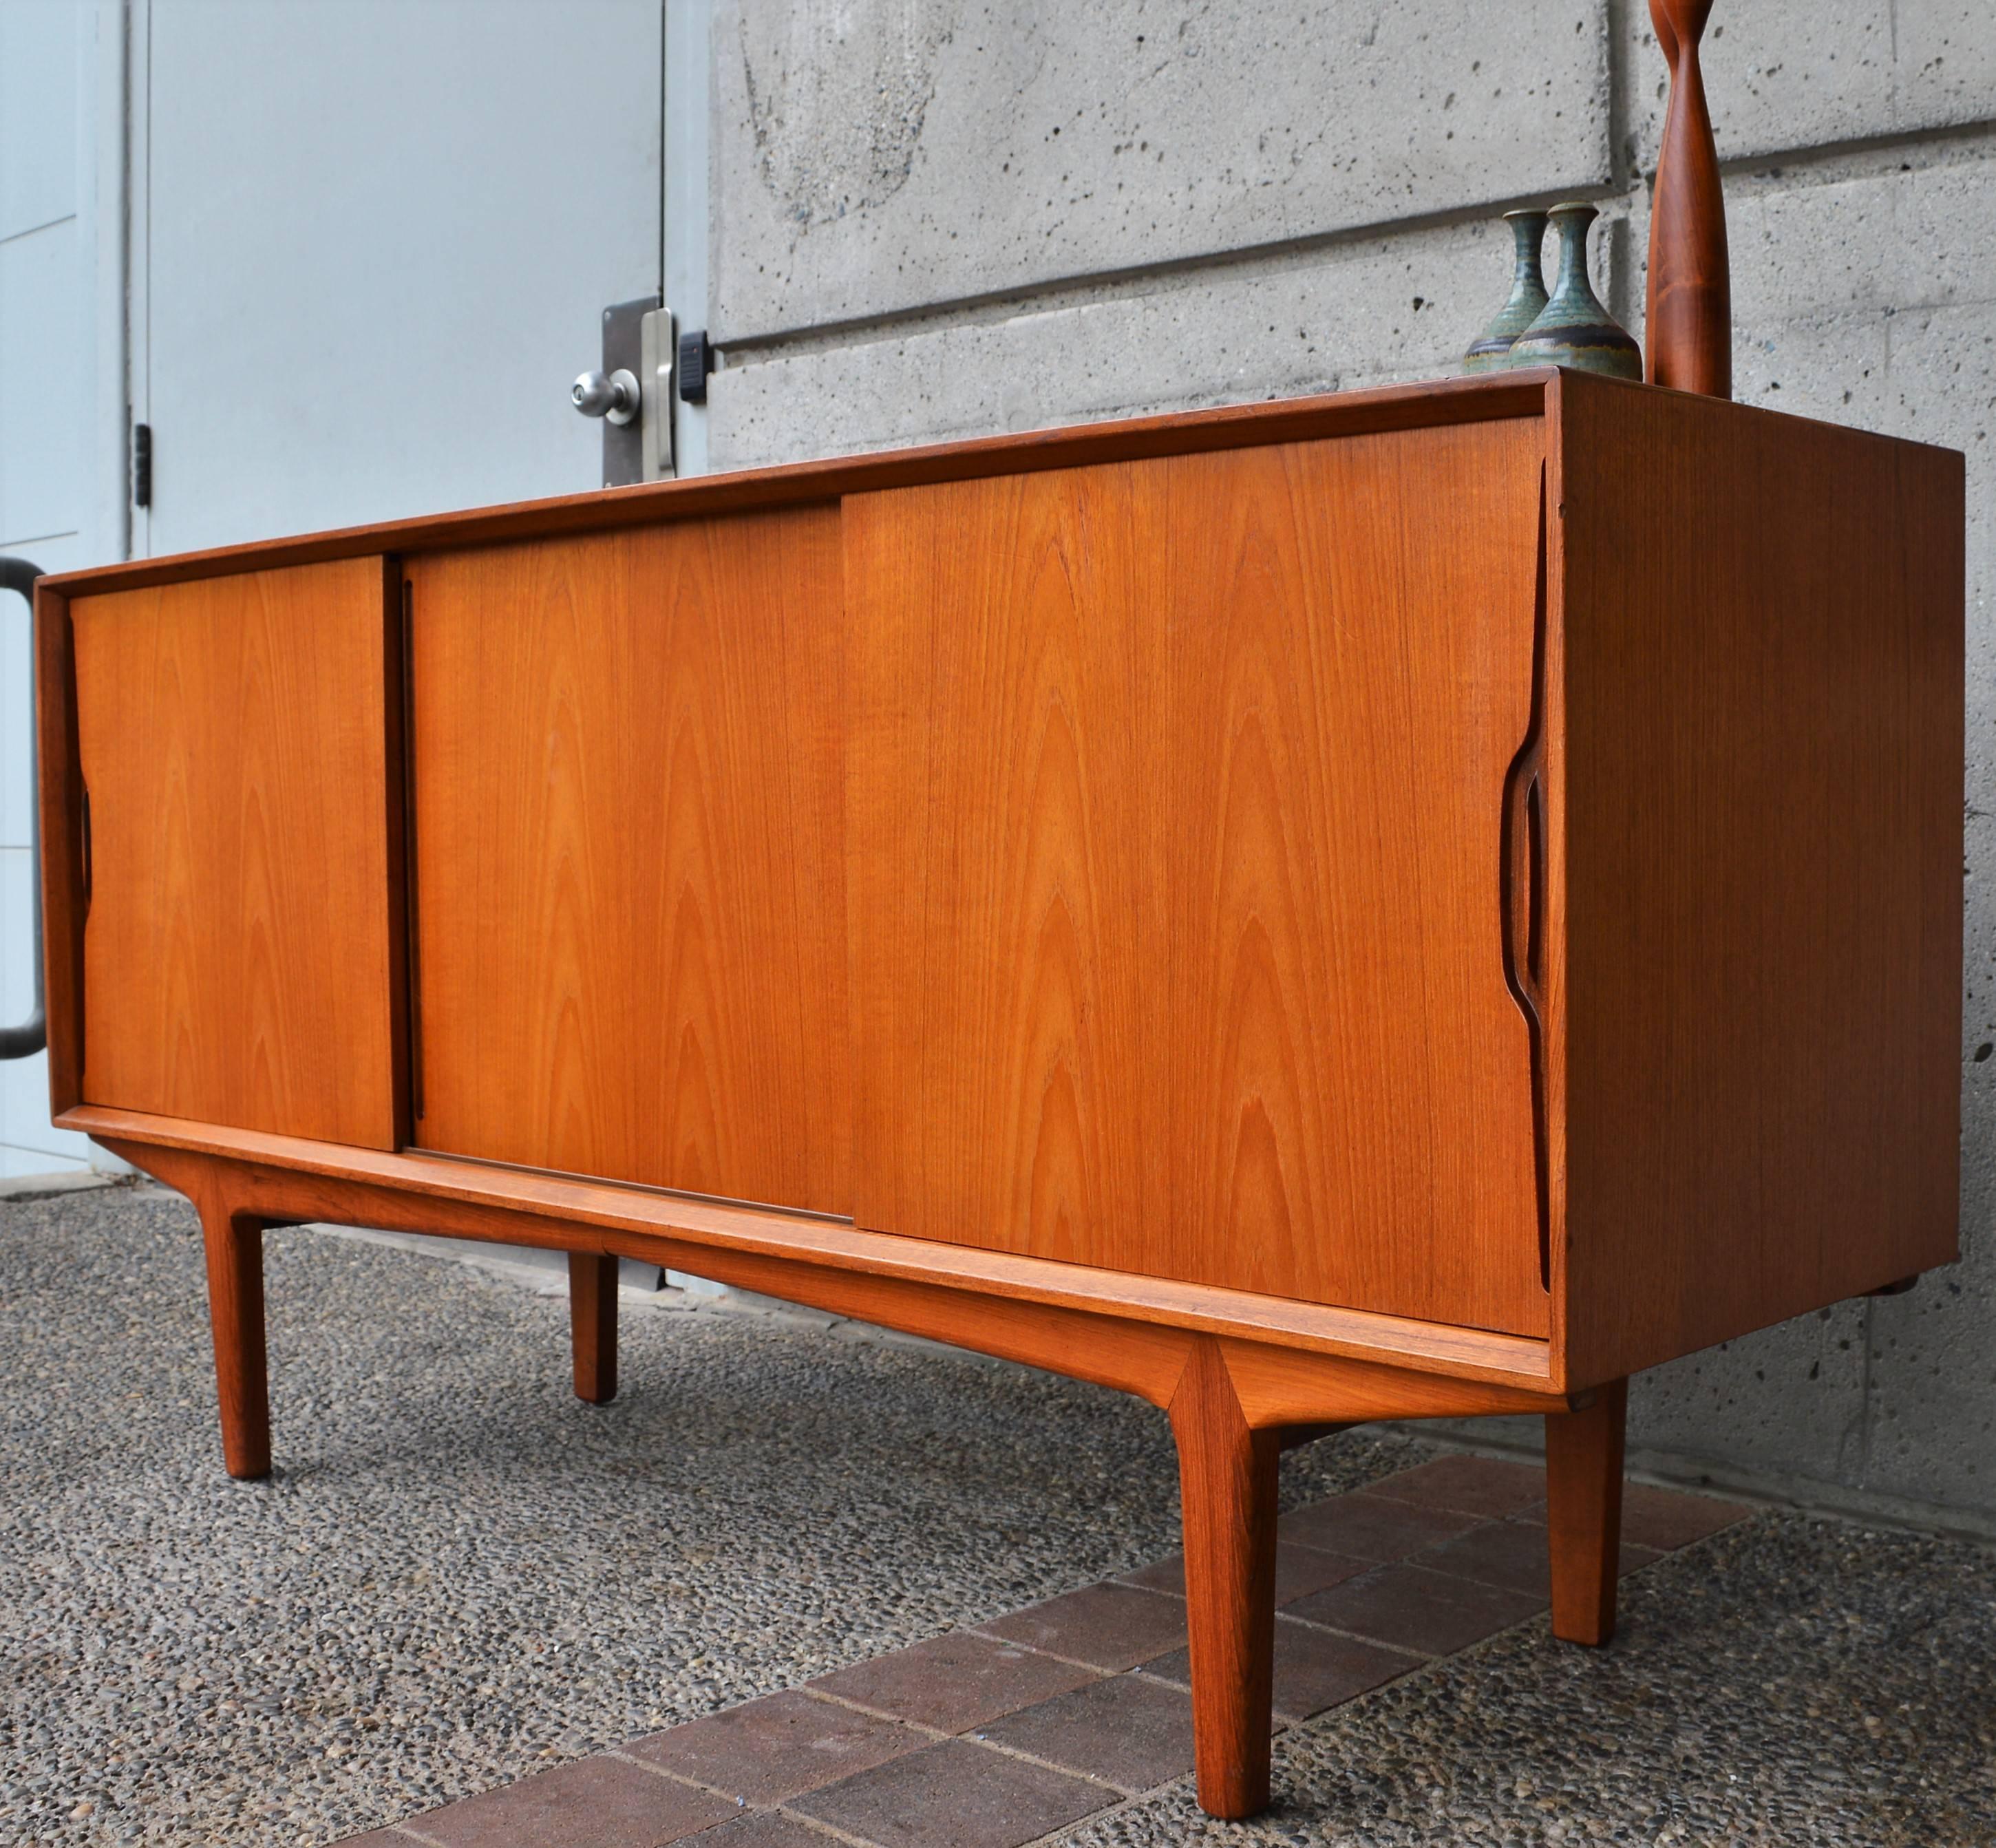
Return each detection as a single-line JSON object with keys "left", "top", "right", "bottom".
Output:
{"left": 701, "top": 0, "right": 1996, "bottom": 1531}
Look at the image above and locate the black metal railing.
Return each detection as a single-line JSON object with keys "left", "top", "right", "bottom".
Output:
{"left": 1, "top": 557, "right": 45, "bottom": 1060}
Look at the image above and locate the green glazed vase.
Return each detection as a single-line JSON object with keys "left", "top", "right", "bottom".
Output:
{"left": 1506, "top": 202, "right": 1642, "bottom": 380}
{"left": 1462, "top": 209, "right": 1549, "bottom": 373}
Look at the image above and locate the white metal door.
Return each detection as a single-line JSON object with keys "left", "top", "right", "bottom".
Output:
{"left": 135, "top": 0, "right": 668, "bottom": 555}
{"left": 0, "top": 1, "right": 699, "bottom": 1173}
{"left": 0, "top": 2, "right": 120, "bottom": 1176}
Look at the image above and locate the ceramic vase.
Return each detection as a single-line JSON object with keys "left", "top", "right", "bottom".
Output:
{"left": 1462, "top": 209, "right": 1549, "bottom": 374}
{"left": 1505, "top": 202, "right": 1642, "bottom": 380}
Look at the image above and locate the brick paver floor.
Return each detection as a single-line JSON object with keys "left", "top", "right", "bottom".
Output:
{"left": 341, "top": 1456, "right": 1748, "bottom": 1848}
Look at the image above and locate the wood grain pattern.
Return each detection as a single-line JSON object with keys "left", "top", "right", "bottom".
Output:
{"left": 70, "top": 559, "right": 399, "bottom": 1147}
{"left": 849, "top": 459, "right": 1161, "bottom": 1274}
{"left": 67, "top": 1103, "right": 1558, "bottom": 1390}
{"left": 407, "top": 510, "right": 849, "bottom": 1214}
{"left": 848, "top": 420, "right": 1549, "bottom": 1334}
{"left": 1169, "top": 1338, "right": 1278, "bottom": 1818}
{"left": 1552, "top": 370, "right": 1964, "bottom": 1384}
{"left": 1167, "top": 428, "right": 1547, "bottom": 1330}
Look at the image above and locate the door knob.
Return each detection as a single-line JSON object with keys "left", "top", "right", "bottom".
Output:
{"left": 581, "top": 297, "right": 674, "bottom": 485}
{"left": 571, "top": 368, "right": 640, "bottom": 425}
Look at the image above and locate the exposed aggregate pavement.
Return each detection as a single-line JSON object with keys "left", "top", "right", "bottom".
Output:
{"left": 0, "top": 1184, "right": 1410, "bottom": 1844}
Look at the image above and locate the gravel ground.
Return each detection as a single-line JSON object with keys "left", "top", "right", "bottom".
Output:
{"left": 0, "top": 1183, "right": 1422, "bottom": 1845}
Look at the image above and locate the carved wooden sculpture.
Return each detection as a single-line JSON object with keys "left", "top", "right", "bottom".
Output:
{"left": 1647, "top": 0, "right": 1732, "bottom": 395}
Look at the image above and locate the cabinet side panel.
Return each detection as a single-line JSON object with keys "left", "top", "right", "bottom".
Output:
{"left": 73, "top": 559, "right": 399, "bottom": 1149}
{"left": 1558, "top": 376, "right": 1965, "bottom": 1385}
{"left": 849, "top": 421, "right": 1549, "bottom": 1332}
{"left": 409, "top": 509, "right": 851, "bottom": 1215}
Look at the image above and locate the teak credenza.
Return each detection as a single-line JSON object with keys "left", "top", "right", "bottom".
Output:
{"left": 33, "top": 369, "right": 1962, "bottom": 1817}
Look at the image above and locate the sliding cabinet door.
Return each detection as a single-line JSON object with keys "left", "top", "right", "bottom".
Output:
{"left": 847, "top": 420, "right": 1550, "bottom": 1334}
{"left": 407, "top": 510, "right": 849, "bottom": 1214}
{"left": 72, "top": 557, "right": 402, "bottom": 1148}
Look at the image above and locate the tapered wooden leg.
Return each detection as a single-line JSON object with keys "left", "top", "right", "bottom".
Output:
{"left": 568, "top": 1251, "right": 619, "bottom": 1405}
{"left": 1170, "top": 1337, "right": 1280, "bottom": 1820}
{"left": 1544, "top": 1375, "right": 1628, "bottom": 1646}
{"left": 197, "top": 1193, "right": 271, "bottom": 1480}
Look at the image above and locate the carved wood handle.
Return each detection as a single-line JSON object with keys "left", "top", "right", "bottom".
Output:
{"left": 1500, "top": 474, "right": 1553, "bottom": 1291}
{"left": 1646, "top": 0, "right": 1732, "bottom": 396}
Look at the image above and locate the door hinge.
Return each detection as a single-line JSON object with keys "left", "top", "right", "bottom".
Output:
{"left": 132, "top": 423, "right": 153, "bottom": 509}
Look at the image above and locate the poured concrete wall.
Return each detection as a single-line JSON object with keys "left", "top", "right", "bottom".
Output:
{"left": 701, "top": 0, "right": 1996, "bottom": 1531}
